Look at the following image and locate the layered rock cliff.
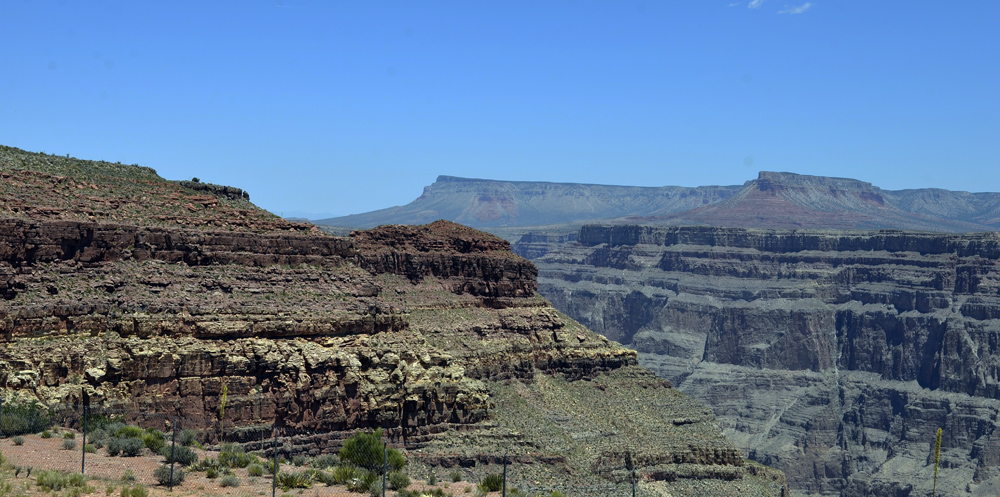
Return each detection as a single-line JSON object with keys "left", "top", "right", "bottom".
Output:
{"left": 531, "top": 225, "right": 1000, "bottom": 496}
{"left": 0, "top": 146, "right": 787, "bottom": 496}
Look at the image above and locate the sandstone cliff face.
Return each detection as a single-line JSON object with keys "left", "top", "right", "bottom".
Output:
{"left": 532, "top": 225, "right": 1000, "bottom": 496}
{"left": 0, "top": 216, "right": 784, "bottom": 496}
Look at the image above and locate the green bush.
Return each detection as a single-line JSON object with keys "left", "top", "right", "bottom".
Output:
{"left": 11, "top": 436, "right": 24, "bottom": 446}
{"left": 312, "top": 454, "right": 338, "bottom": 469}
{"left": 85, "top": 444, "right": 96, "bottom": 454}
{"left": 450, "top": 470, "right": 463, "bottom": 482}
{"left": 479, "top": 473, "right": 503, "bottom": 492}
{"left": 120, "top": 437, "right": 144, "bottom": 457}
{"left": 120, "top": 485, "right": 147, "bottom": 497}
{"left": 63, "top": 432, "right": 76, "bottom": 439}
{"left": 398, "top": 489, "right": 446, "bottom": 497}
{"left": 550, "top": 491, "right": 566, "bottom": 497}
{"left": 36, "top": 470, "right": 68, "bottom": 491}
{"left": 193, "top": 456, "right": 221, "bottom": 473}
{"left": 153, "top": 465, "right": 184, "bottom": 486}
{"left": 205, "top": 467, "right": 219, "bottom": 479}
{"left": 40, "top": 430, "right": 52, "bottom": 439}
{"left": 160, "top": 445, "right": 198, "bottom": 466}
{"left": 115, "top": 426, "right": 144, "bottom": 439}
{"left": 105, "top": 437, "right": 122, "bottom": 456}
{"left": 219, "top": 475, "right": 240, "bottom": 488}
{"left": 0, "top": 399, "right": 52, "bottom": 435}
{"left": 62, "top": 438, "right": 77, "bottom": 450}
{"left": 332, "top": 465, "right": 361, "bottom": 484}
{"left": 388, "top": 471, "right": 410, "bottom": 490}
{"left": 247, "top": 464, "right": 264, "bottom": 477}
{"left": 277, "top": 471, "right": 312, "bottom": 490}
{"left": 121, "top": 469, "right": 136, "bottom": 483}
{"left": 366, "top": 478, "right": 383, "bottom": 497}
{"left": 177, "top": 429, "right": 197, "bottom": 447}
{"left": 142, "top": 432, "right": 165, "bottom": 452}
{"left": 338, "top": 428, "right": 405, "bottom": 472}
{"left": 292, "top": 455, "right": 309, "bottom": 467}
{"left": 219, "top": 443, "right": 252, "bottom": 468}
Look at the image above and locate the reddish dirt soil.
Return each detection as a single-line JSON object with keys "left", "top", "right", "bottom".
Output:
{"left": 2, "top": 431, "right": 493, "bottom": 497}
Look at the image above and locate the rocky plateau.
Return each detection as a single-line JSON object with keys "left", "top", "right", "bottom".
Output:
{"left": 0, "top": 145, "right": 787, "bottom": 496}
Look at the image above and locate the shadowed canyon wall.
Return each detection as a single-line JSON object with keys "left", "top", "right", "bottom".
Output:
{"left": 528, "top": 225, "right": 1000, "bottom": 496}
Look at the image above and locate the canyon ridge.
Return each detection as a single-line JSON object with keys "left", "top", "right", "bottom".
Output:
{"left": 319, "top": 172, "right": 1000, "bottom": 496}
{"left": 0, "top": 145, "right": 786, "bottom": 497}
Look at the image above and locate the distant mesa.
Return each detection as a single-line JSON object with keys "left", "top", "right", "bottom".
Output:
{"left": 314, "top": 175, "right": 741, "bottom": 228}
{"left": 315, "top": 171, "right": 1000, "bottom": 232}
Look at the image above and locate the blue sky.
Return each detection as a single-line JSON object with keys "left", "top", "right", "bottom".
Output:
{"left": 2, "top": 1, "right": 998, "bottom": 219}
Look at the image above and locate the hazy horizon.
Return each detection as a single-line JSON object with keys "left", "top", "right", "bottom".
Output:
{"left": 3, "top": 1, "right": 997, "bottom": 218}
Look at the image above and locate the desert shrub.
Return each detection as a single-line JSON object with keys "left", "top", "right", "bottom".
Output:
{"left": 450, "top": 470, "right": 463, "bottom": 482}
{"left": 205, "top": 467, "right": 219, "bottom": 479}
{"left": 160, "top": 445, "right": 198, "bottom": 466}
{"left": 36, "top": 470, "right": 68, "bottom": 491}
{"left": 366, "top": 478, "right": 383, "bottom": 497}
{"left": 177, "top": 429, "right": 197, "bottom": 447}
{"left": 191, "top": 456, "right": 220, "bottom": 473}
{"left": 115, "top": 426, "right": 144, "bottom": 439}
{"left": 63, "top": 432, "right": 76, "bottom": 439}
{"left": 120, "top": 485, "right": 147, "bottom": 497}
{"left": 332, "top": 465, "right": 361, "bottom": 484}
{"left": 399, "top": 490, "right": 446, "bottom": 497}
{"left": 277, "top": 471, "right": 312, "bottom": 490}
{"left": 219, "top": 443, "right": 252, "bottom": 468}
{"left": 550, "top": 491, "right": 566, "bottom": 497}
{"left": 0, "top": 399, "right": 51, "bottom": 435}
{"left": 479, "top": 473, "right": 503, "bottom": 492}
{"left": 87, "top": 428, "right": 108, "bottom": 443}
{"left": 427, "top": 471, "right": 437, "bottom": 485}
{"left": 85, "top": 444, "right": 96, "bottom": 453}
{"left": 388, "top": 471, "right": 410, "bottom": 490}
{"left": 67, "top": 473, "right": 86, "bottom": 487}
{"left": 105, "top": 437, "right": 122, "bottom": 456}
{"left": 11, "top": 436, "right": 24, "bottom": 446}
{"left": 292, "top": 455, "right": 309, "bottom": 467}
{"left": 142, "top": 431, "right": 165, "bottom": 452}
{"left": 121, "top": 469, "right": 136, "bottom": 483}
{"left": 219, "top": 475, "right": 240, "bottom": 488}
{"left": 312, "top": 454, "right": 338, "bottom": 469}
{"left": 40, "top": 431, "right": 52, "bottom": 439}
{"left": 62, "top": 438, "right": 77, "bottom": 450}
{"left": 120, "top": 437, "right": 144, "bottom": 457}
{"left": 247, "top": 464, "right": 264, "bottom": 477}
{"left": 153, "top": 465, "right": 184, "bottom": 486}
{"left": 338, "top": 428, "right": 405, "bottom": 472}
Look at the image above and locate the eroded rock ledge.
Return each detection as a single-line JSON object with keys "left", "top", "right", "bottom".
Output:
{"left": 0, "top": 219, "right": 781, "bottom": 496}
{"left": 531, "top": 225, "right": 1000, "bottom": 496}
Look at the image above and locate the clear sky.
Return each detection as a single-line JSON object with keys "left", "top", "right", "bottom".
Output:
{"left": 3, "top": 1, "right": 998, "bottom": 219}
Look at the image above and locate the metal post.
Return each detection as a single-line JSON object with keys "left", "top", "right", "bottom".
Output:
{"left": 169, "top": 417, "right": 178, "bottom": 492}
{"left": 502, "top": 452, "right": 507, "bottom": 497}
{"left": 272, "top": 429, "right": 278, "bottom": 497}
{"left": 1, "top": 396, "right": 4, "bottom": 438}
{"left": 631, "top": 469, "right": 637, "bottom": 497}
{"left": 382, "top": 442, "right": 387, "bottom": 497}
{"left": 81, "top": 406, "right": 87, "bottom": 475}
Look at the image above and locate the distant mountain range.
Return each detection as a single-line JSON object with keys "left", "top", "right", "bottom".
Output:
{"left": 315, "top": 172, "right": 1000, "bottom": 232}
{"left": 315, "top": 175, "right": 741, "bottom": 228}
